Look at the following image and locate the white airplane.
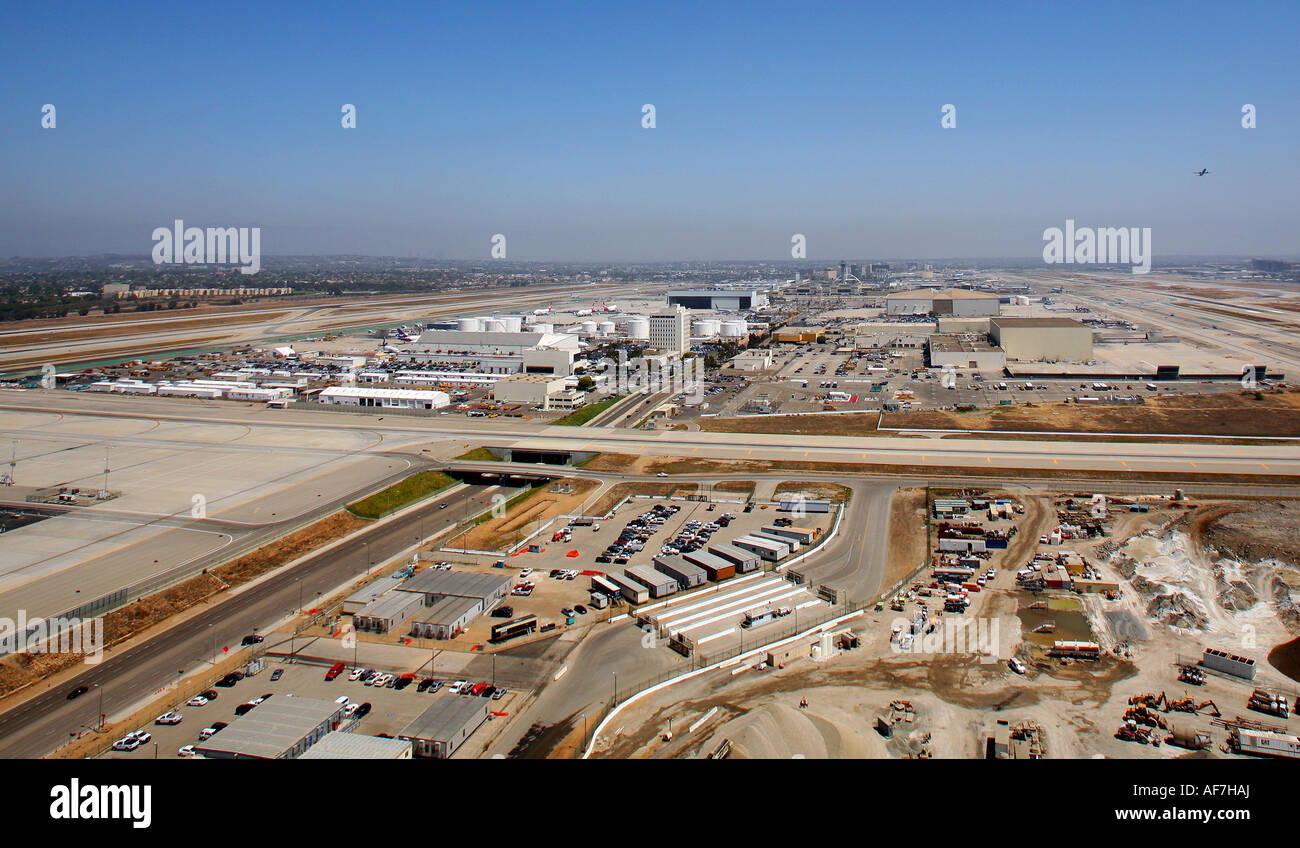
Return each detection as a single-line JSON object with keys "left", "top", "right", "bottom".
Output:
{"left": 575, "top": 308, "right": 593, "bottom": 317}
{"left": 532, "top": 303, "right": 553, "bottom": 315}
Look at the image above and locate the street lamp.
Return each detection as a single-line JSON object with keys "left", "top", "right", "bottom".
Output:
{"left": 612, "top": 671, "right": 617, "bottom": 704}
{"left": 95, "top": 683, "right": 103, "bottom": 731}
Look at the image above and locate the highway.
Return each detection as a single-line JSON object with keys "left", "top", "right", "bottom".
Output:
{"left": 5, "top": 391, "right": 1300, "bottom": 479}
{"left": 0, "top": 483, "right": 503, "bottom": 759}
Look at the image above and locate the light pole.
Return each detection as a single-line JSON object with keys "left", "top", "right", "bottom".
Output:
{"left": 612, "top": 671, "right": 617, "bottom": 704}
{"left": 296, "top": 578, "right": 303, "bottom": 615}
{"left": 208, "top": 623, "right": 214, "bottom": 666}
{"left": 95, "top": 683, "right": 103, "bottom": 730}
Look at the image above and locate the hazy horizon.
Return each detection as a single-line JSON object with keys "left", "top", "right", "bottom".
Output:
{"left": 3, "top": 0, "right": 1297, "bottom": 262}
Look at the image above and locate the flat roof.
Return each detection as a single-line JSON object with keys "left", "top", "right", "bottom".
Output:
{"left": 654, "top": 556, "right": 707, "bottom": 578}
{"left": 708, "top": 543, "right": 760, "bottom": 562}
{"left": 299, "top": 731, "right": 412, "bottom": 759}
{"left": 414, "top": 595, "right": 481, "bottom": 626}
{"left": 991, "top": 317, "right": 1087, "bottom": 329}
{"left": 929, "top": 334, "right": 1002, "bottom": 353}
{"left": 889, "top": 288, "right": 999, "bottom": 300}
{"left": 400, "top": 695, "right": 488, "bottom": 742}
{"left": 355, "top": 590, "right": 423, "bottom": 621}
{"left": 320, "top": 386, "right": 450, "bottom": 401}
{"left": 196, "top": 696, "right": 342, "bottom": 759}
{"left": 398, "top": 569, "right": 512, "bottom": 600}
{"left": 344, "top": 576, "right": 404, "bottom": 606}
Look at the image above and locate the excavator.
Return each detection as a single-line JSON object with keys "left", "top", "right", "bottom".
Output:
{"left": 1124, "top": 705, "right": 1168, "bottom": 729}
{"left": 1166, "top": 696, "right": 1220, "bottom": 717}
{"left": 1128, "top": 692, "right": 1167, "bottom": 710}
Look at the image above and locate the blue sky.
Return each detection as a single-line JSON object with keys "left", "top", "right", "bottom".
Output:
{"left": 1, "top": 0, "right": 1297, "bottom": 261}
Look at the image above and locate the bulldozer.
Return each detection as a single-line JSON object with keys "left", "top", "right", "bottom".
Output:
{"left": 1115, "top": 719, "right": 1153, "bottom": 744}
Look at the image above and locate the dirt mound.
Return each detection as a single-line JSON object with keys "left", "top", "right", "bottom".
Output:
{"left": 1200, "top": 502, "right": 1300, "bottom": 568}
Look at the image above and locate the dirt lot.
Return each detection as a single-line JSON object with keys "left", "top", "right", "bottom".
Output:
{"left": 698, "top": 412, "right": 881, "bottom": 436}
{"left": 456, "top": 478, "right": 599, "bottom": 552}
{"left": 881, "top": 389, "right": 1300, "bottom": 437}
{"left": 883, "top": 488, "right": 928, "bottom": 590}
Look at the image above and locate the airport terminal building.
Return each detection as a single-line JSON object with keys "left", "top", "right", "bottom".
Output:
{"left": 667, "top": 289, "right": 767, "bottom": 311}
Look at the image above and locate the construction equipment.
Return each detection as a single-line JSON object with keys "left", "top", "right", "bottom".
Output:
{"left": 1248, "top": 689, "right": 1290, "bottom": 719}
{"left": 1128, "top": 691, "right": 1167, "bottom": 710}
{"left": 1178, "top": 664, "right": 1205, "bottom": 685}
{"left": 1124, "top": 705, "right": 1168, "bottom": 729}
{"left": 1167, "top": 723, "right": 1212, "bottom": 751}
{"left": 1166, "top": 696, "right": 1220, "bottom": 717}
{"left": 1116, "top": 720, "right": 1154, "bottom": 744}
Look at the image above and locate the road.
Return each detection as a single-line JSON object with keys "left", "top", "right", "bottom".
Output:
{"left": 5, "top": 391, "right": 1300, "bottom": 479}
{"left": 0, "top": 483, "right": 501, "bottom": 759}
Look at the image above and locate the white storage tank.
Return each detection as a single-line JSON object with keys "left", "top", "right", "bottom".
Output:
{"left": 626, "top": 317, "right": 650, "bottom": 339}
{"left": 483, "top": 318, "right": 507, "bottom": 333}
{"left": 719, "top": 319, "right": 749, "bottom": 338}
{"left": 501, "top": 316, "right": 523, "bottom": 333}
{"left": 597, "top": 321, "right": 616, "bottom": 335}
{"left": 692, "top": 319, "right": 721, "bottom": 338}
{"left": 456, "top": 317, "right": 482, "bottom": 333}
{"left": 580, "top": 321, "right": 598, "bottom": 335}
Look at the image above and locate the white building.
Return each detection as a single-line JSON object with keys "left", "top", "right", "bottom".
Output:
{"left": 399, "top": 330, "right": 579, "bottom": 375}
{"left": 649, "top": 306, "right": 690, "bottom": 355}
{"left": 491, "top": 374, "right": 570, "bottom": 409}
{"left": 318, "top": 386, "right": 450, "bottom": 410}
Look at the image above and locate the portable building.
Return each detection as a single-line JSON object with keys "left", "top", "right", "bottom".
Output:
{"left": 624, "top": 565, "right": 678, "bottom": 598}
{"left": 652, "top": 556, "right": 707, "bottom": 590}
{"left": 707, "top": 544, "right": 761, "bottom": 573}
{"left": 682, "top": 550, "right": 736, "bottom": 581}
{"left": 752, "top": 530, "right": 801, "bottom": 554}
{"left": 762, "top": 525, "right": 817, "bottom": 545}
{"left": 731, "top": 535, "right": 790, "bottom": 562}
{"left": 604, "top": 572, "right": 650, "bottom": 604}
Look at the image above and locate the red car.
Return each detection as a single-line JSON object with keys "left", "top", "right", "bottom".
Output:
{"left": 324, "top": 662, "right": 345, "bottom": 681}
{"left": 469, "top": 683, "right": 489, "bottom": 696}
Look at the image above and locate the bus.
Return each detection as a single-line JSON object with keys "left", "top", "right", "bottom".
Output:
{"left": 490, "top": 615, "right": 538, "bottom": 644}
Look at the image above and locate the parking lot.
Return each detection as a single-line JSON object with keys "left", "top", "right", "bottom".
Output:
{"left": 98, "top": 656, "right": 519, "bottom": 758}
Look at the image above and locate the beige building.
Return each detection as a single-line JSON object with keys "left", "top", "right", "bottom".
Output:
{"left": 990, "top": 317, "right": 1093, "bottom": 363}
{"left": 491, "top": 374, "right": 569, "bottom": 409}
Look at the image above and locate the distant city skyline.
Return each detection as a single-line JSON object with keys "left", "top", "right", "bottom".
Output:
{"left": 2, "top": 0, "right": 1297, "bottom": 261}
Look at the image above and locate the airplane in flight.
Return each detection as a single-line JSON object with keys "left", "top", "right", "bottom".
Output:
{"left": 1194, "top": 168, "right": 1210, "bottom": 176}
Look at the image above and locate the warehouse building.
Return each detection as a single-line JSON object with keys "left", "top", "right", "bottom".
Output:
{"left": 928, "top": 334, "right": 1007, "bottom": 370}
{"left": 341, "top": 576, "right": 404, "bottom": 615}
{"left": 399, "top": 330, "right": 579, "bottom": 375}
{"left": 728, "top": 349, "right": 774, "bottom": 372}
{"left": 772, "top": 327, "right": 823, "bottom": 344}
{"left": 318, "top": 386, "right": 450, "bottom": 410}
{"left": 624, "top": 565, "right": 678, "bottom": 598}
{"left": 491, "top": 374, "right": 571, "bottom": 409}
{"left": 731, "top": 535, "right": 790, "bottom": 562}
{"left": 353, "top": 590, "right": 426, "bottom": 634}
{"left": 777, "top": 497, "right": 831, "bottom": 514}
{"left": 753, "top": 530, "right": 802, "bottom": 553}
{"left": 652, "top": 556, "right": 708, "bottom": 590}
{"left": 397, "top": 570, "right": 512, "bottom": 610}
{"left": 299, "top": 731, "right": 413, "bottom": 759}
{"left": 667, "top": 289, "right": 767, "bottom": 311}
{"left": 886, "top": 289, "right": 1000, "bottom": 317}
{"left": 990, "top": 317, "right": 1093, "bottom": 363}
{"left": 409, "top": 595, "right": 482, "bottom": 640}
{"left": 399, "top": 696, "right": 489, "bottom": 758}
{"left": 707, "top": 544, "right": 761, "bottom": 573}
{"left": 195, "top": 696, "right": 346, "bottom": 759}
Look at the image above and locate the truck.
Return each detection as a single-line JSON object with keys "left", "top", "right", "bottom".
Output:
{"left": 1248, "top": 689, "right": 1290, "bottom": 718}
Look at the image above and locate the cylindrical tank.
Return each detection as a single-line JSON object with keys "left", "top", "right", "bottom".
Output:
{"left": 483, "top": 318, "right": 506, "bottom": 333}
{"left": 532, "top": 323, "right": 553, "bottom": 335}
{"left": 597, "top": 321, "right": 616, "bottom": 335}
{"left": 456, "top": 317, "right": 481, "bottom": 333}
{"left": 626, "top": 317, "right": 650, "bottom": 339}
{"left": 692, "top": 319, "right": 720, "bottom": 338}
{"left": 719, "top": 319, "right": 749, "bottom": 337}
{"left": 580, "top": 321, "right": 598, "bottom": 335}
{"left": 501, "top": 316, "right": 523, "bottom": 333}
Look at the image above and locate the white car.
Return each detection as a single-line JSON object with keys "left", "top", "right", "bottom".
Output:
{"left": 186, "top": 696, "right": 209, "bottom": 707}
{"left": 198, "top": 727, "right": 218, "bottom": 741}
{"left": 519, "top": 568, "right": 532, "bottom": 577}
{"left": 447, "top": 680, "right": 468, "bottom": 694}
{"left": 112, "top": 737, "right": 141, "bottom": 752}
{"left": 130, "top": 731, "right": 152, "bottom": 745}
{"left": 343, "top": 703, "right": 360, "bottom": 717}
{"left": 1008, "top": 657, "right": 1027, "bottom": 675}
{"left": 657, "top": 472, "right": 668, "bottom": 477}
{"left": 155, "top": 712, "right": 184, "bottom": 725}
{"left": 334, "top": 695, "right": 350, "bottom": 705}
{"left": 177, "top": 745, "right": 197, "bottom": 758}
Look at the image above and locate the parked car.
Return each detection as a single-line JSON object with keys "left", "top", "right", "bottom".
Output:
{"left": 155, "top": 712, "right": 183, "bottom": 725}
{"left": 324, "top": 662, "right": 345, "bottom": 681}
{"left": 233, "top": 703, "right": 257, "bottom": 716}
{"left": 200, "top": 690, "right": 218, "bottom": 701}
{"left": 426, "top": 680, "right": 443, "bottom": 693}
{"left": 112, "top": 737, "right": 141, "bottom": 752}
{"left": 177, "top": 745, "right": 196, "bottom": 758}
{"left": 240, "top": 634, "right": 264, "bottom": 646}
{"left": 270, "top": 668, "right": 283, "bottom": 681}
{"left": 186, "top": 696, "right": 209, "bottom": 707}
{"left": 491, "top": 687, "right": 507, "bottom": 700}
{"left": 348, "top": 667, "right": 367, "bottom": 681}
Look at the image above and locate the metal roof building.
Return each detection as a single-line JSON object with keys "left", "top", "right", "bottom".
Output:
{"left": 397, "top": 570, "right": 512, "bottom": 605}
{"left": 399, "top": 695, "right": 490, "bottom": 758}
{"left": 409, "top": 595, "right": 482, "bottom": 640}
{"left": 194, "top": 696, "right": 346, "bottom": 759}
{"left": 299, "top": 730, "right": 413, "bottom": 759}
{"left": 318, "top": 386, "right": 451, "bottom": 410}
